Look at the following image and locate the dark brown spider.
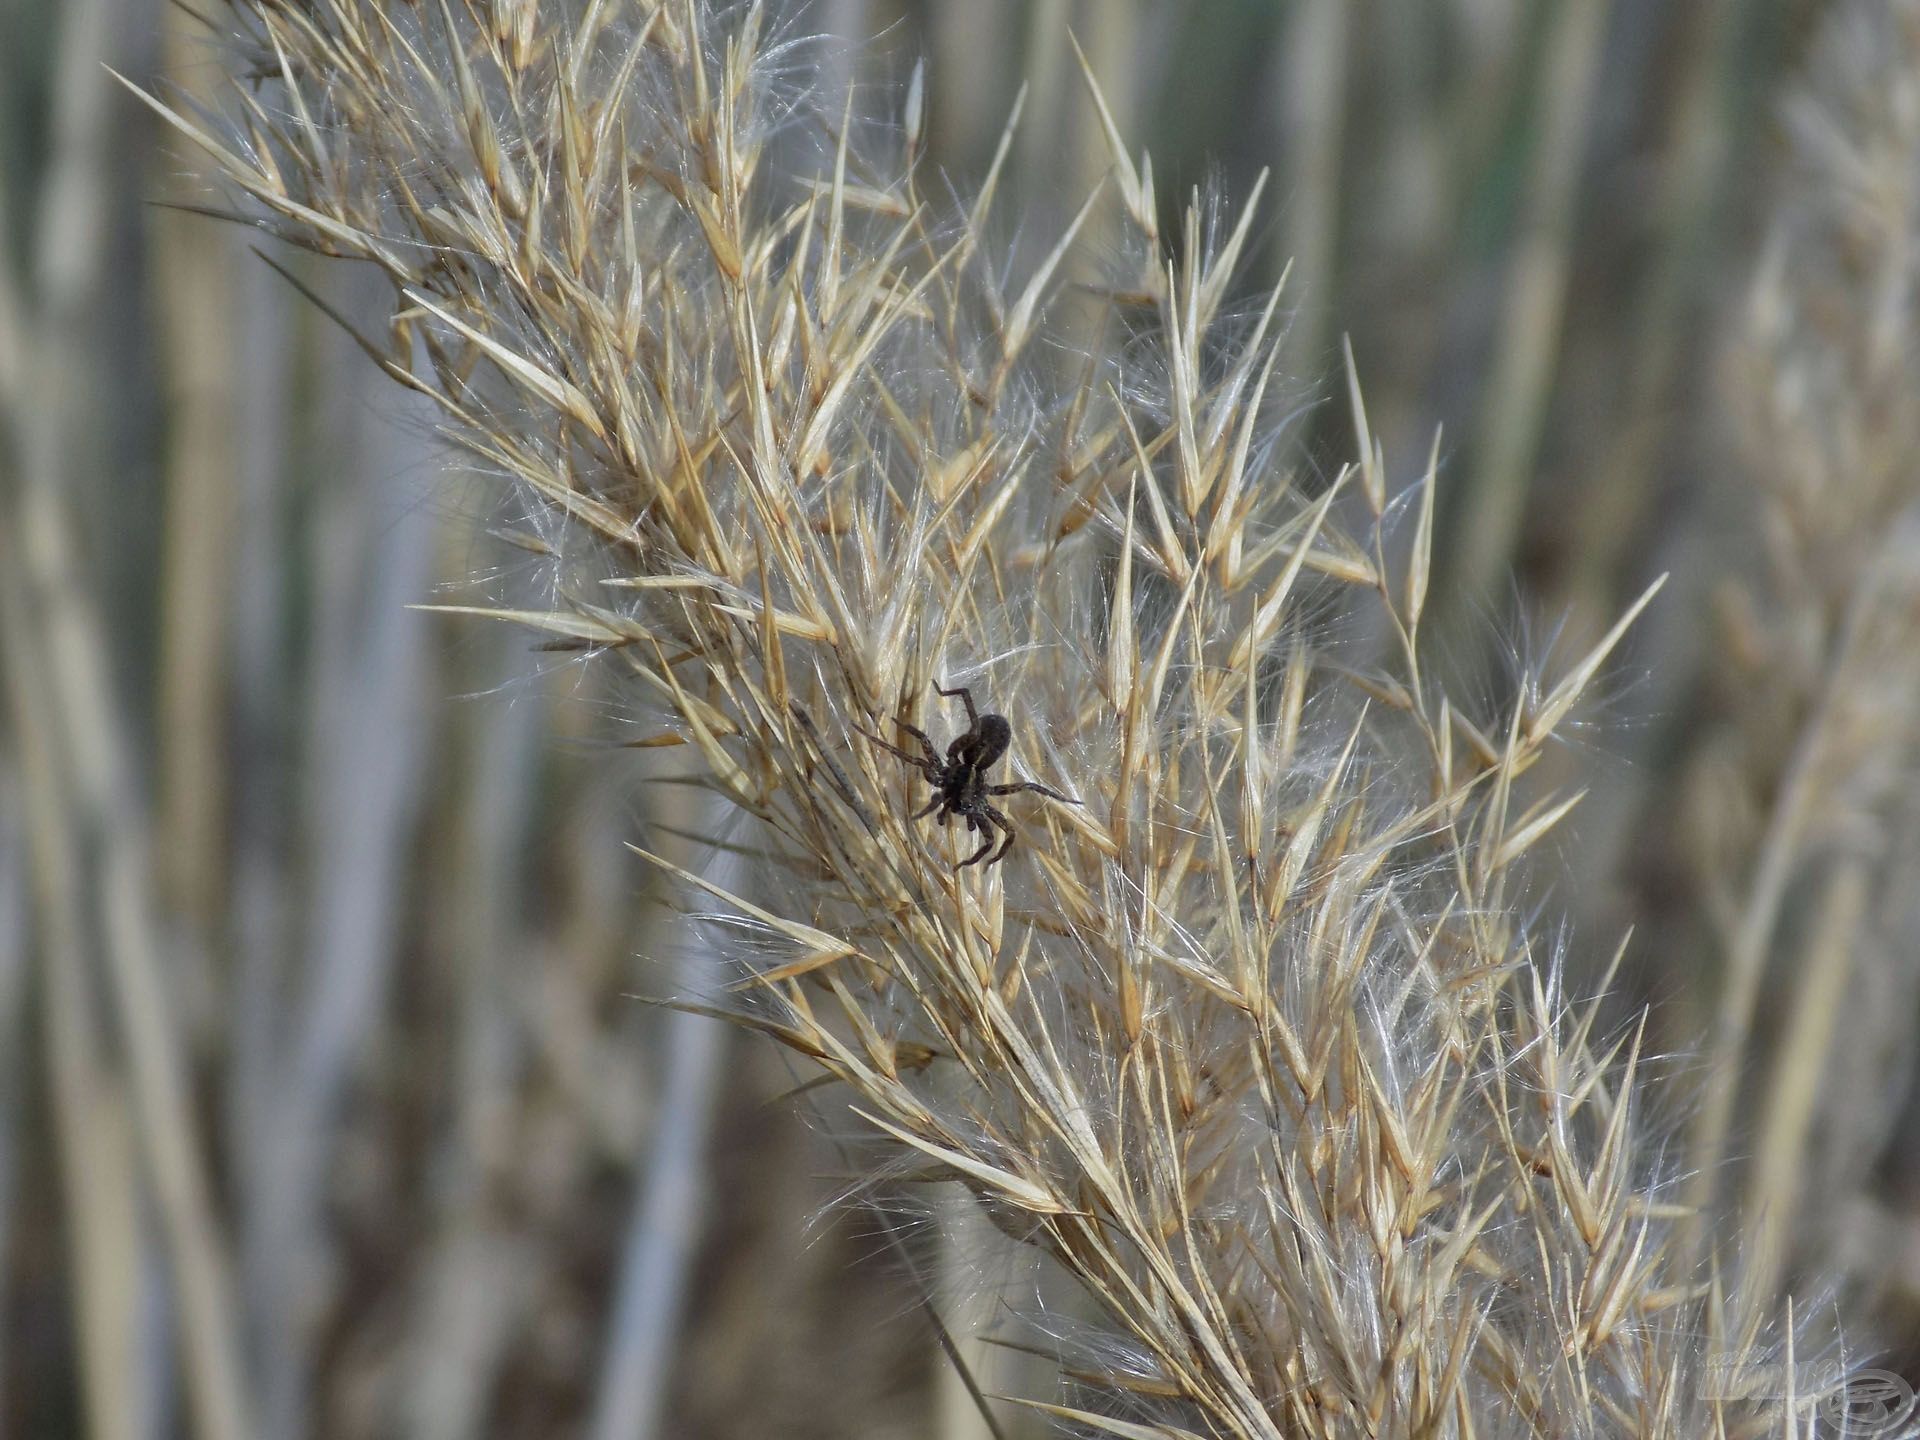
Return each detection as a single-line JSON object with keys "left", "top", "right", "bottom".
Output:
{"left": 860, "top": 682, "right": 1079, "bottom": 867}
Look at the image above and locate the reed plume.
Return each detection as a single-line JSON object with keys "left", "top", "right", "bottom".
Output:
{"left": 130, "top": 2, "right": 1873, "bottom": 1433}
{"left": 1683, "top": 0, "right": 1920, "bottom": 1323}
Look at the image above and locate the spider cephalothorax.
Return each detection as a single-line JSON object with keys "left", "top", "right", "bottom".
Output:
{"left": 860, "top": 683, "right": 1079, "bottom": 867}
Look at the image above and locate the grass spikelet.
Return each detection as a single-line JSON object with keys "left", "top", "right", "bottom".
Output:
{"left": 139, "top": 3, "right": 1870, "bottom": 1432}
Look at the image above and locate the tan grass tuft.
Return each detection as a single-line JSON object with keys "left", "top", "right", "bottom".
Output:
{"left": 136, "top": 3, "right": 1868, "bottom": 1432}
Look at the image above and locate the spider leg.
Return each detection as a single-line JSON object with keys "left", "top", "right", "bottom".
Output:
{"left": 910, "top": 793, "right": 944, "bottom": 820}
{"left": 979, "top": 803, "right": 1016, "bottom": 866}
{"left": 857, "top": 725, "right": 937, "bottom": 779}
{"left": 988, "top": 780, "right": 1080, "bottom": 805}
{"left": 958, "top": 825, "right": 997, "bottom": 867}
{"left": 934, "top": 681, "right": 979, "bottom": 727}
{"left": 891, "top": 718, "right": 942, "bottom": 766}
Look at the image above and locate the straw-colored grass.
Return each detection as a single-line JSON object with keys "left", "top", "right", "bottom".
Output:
{"left": 123, "top": 2, "right": 1882, "bottom": 1434}
{"left": 1684, "top": 0, "right": 1920, "bottom": 1319}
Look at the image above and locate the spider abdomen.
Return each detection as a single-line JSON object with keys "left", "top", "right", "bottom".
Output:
{"left": 950, "top": 712, "right": 1011, "bottom": 770}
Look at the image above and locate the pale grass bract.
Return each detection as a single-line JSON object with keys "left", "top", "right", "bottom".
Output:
{"left": 129, "top": 2, "right": 1871, "bottom": 1434}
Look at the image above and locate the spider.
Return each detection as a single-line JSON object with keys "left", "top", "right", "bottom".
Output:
{"left": 860, "top": 682, "right": 1079, "bottom": 867}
